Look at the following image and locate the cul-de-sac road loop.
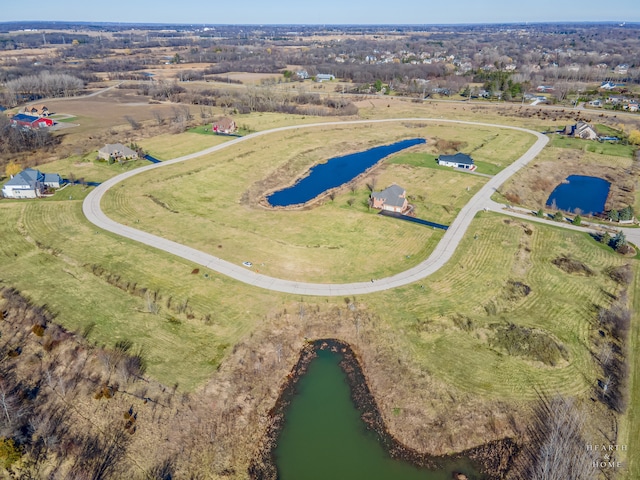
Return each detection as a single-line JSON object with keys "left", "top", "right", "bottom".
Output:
{"left": 83, "top": 118, "right": 640, "bottom": 296}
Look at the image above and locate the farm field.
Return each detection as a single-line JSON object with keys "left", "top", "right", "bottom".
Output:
{"left": 100, "top": 121, "right": 534, "bottom": 283}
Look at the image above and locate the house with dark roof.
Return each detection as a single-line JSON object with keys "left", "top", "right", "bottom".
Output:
{"left": 98, "top": 143, "right": 139, "bottom": 161}
{"left": 370, "top": 184, "right": 409, "bottom": 213}
{"left": 212, "top": 117, "right": 237, "bottom": 134}
{"left": 437, "top": 153, "right": 475, "bottom": 170}
{"left": 10, "top": 114, "right": 54, "bottom": 129}
{"left": 563, "top": 122, "right": 598, "bottom": 140}
{"left": 2, "top": 168, "right": 62, "bottom": 199}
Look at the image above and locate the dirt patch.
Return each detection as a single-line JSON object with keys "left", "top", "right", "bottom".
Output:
{"left": 249, "top": 339, "right": 518, "bottom": 480}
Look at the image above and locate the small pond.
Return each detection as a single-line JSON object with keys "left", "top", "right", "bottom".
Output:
{"left": 546, "top": 175, "right": 611, "bottom": 214}
{"left": 266, "top": 138, "right": 426, "bottom": 207}
{"left": 273, "top": 348, "right": 483, "bottom": 480}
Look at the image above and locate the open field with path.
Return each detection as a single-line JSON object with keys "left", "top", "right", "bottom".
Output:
{"left": 98, "top": 120, "right": 535, "bottom": 284}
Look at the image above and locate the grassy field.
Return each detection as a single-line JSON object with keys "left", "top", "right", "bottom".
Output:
{"left": 101, "top": 121, "right": 532, "bottom": 282}
{"left": 621, "top": 266, "right": 640, "bottom": 477}
{"left": 365, "top": 212, "right": 628, "bottom": 399}
{"left": 139, "top": 130, "right": 237, "bottom": 159}
{"left": 0, "top": 200, "right": 287, "bottom": 390}
{"left": 550, "top": 134, "right": 636, "bottom": 158}
{"left": 1, "top": 102, "right": 638, "bottom": 476}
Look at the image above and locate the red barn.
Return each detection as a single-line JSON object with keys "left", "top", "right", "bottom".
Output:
{"left": 11, "top": 114, "right": 54, "bottom": 128}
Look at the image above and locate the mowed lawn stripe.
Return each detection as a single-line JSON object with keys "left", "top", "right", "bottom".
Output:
{"left": 365, "top": 213, "right": 626, "bottom": 401}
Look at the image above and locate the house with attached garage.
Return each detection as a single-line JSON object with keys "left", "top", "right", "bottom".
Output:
{"left": 437, "top": 152, "right": 476, "bottom": 170}
{"left": 22, "top": 104, "right": 50, "bottom": 116}
{"left": 370, "top": 184, "right": 409, "bottom": 213}
{"left": 2, "top": 168, "right": 62, "bottom": 199}
{"left": 98, "top": 143, "right": 139, "bottom": 161}
{"left": 212, "top": 116, "right": 237, "bottom": 134}
{"left": 564, "top": 122, "right": 599, "bottom": 140}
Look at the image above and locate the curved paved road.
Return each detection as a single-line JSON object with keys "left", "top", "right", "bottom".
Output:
{"left": 84, "top": 118, "right": 552, "bottom": 296}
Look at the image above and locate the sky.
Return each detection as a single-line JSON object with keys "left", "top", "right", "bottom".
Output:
{"left": 2, "top": 0, "right": 640, "bottom": 25}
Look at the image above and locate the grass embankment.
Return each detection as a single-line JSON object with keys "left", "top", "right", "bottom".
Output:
{"left": 102, "top": 122, "right": 532, "bottom": 283}
{"left": 620, "top": 266, "right": 640, "bottom": 478}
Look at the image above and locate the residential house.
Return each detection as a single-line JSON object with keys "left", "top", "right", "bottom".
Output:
{"left": 98, "top": 143, "right": 139, "bottom": 161}
{"left": 370, "top": 184, "right": 409, "bottom": 213}
{"left": 2, "top": 168, "right": 62, "bottom": 199}
{"left": 315, "top": 74, "right": 335, "bottom": 82}
{"left": 437, "top": 153, "right": 476, "bottom": 170}
{"left": 627, "top": 101, "right": 639, "bottom": 112}
{"left": 614, "top": 64, "right": 629, "bottom": 75}
{"left": 295, "top": 70, "right": 309, "bottom": 80}
{"left": 10, "top": 114, "right": 54, "bottom": 129}
{"left": 588, "top": 99, "right": 603, "bottom": 108}
{"left": 564, "top": 122, "right": 598, "bottom": 140}
{"left": 212, "top": 117, "right": 237, "bottom": 134}
{"left": 22, "top": 104, "right": 49, "bottom": 116}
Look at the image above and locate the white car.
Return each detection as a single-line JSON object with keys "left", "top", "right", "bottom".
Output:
{"left": 242, "top": 261, "right": 253, "bottom": 267}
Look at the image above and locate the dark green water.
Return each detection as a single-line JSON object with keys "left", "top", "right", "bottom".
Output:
{"left": 274, "top": 348, "right": 482, "bottom": 480}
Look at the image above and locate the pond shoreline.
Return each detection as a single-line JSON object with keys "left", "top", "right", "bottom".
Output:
{"left": 248, "top": 338, "right": 519, "bottom": 480}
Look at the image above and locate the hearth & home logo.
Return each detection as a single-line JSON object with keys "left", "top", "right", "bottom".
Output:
{"left": 587, "top": 444, "right": 626, "bottom": 469}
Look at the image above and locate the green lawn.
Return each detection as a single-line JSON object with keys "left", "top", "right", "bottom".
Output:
{"left": 550, "top": 135, "right": 635, "bottom": 158}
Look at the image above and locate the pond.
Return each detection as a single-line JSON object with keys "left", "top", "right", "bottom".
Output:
{"left": 266, "top": 138, "right": 426, "bottom": 207}
{"left": 273, "top": 347, "right": 483, "bottom": 480}
{"left": 546, "top": 175, "right": 611, "bottom": 214}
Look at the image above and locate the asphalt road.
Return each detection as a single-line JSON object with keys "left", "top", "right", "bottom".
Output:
{"left": 83, "top": 118, "right": 633, "bottom": 297}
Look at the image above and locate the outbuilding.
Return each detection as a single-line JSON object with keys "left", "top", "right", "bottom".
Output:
{"left": 10, "top": 114, "right": 54, "bottom": 129}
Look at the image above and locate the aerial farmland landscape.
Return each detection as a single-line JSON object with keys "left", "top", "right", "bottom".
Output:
{"left": 1, "top": 5, "right": 640, "bottom": 479}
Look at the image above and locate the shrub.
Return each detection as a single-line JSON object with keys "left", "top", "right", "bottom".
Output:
{"left": 552, "top": 255, "right": 594, "bottom": 276}
{"left": 0, "top": 438, "right": 22, "bottom": 470}
{"left": 31, "top": 324, "right": 45, "bottom": 337}
{"left": 607, "top": 264, "right": 633, "bottom": 285}
{"left": 489, "top": 323, "right": 568, "bottom": 366}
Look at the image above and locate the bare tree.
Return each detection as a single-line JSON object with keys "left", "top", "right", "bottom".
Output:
{"left": 519, "top": 395, "right": 598, "bottom": 480}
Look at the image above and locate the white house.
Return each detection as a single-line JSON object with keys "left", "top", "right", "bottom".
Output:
{"left": 2, "top": 168, "right": 62, "bottom": 199}
{"left": 315, "top": 74, "right": 335, "bottom": 82}
{"left": 437, "top": 153, "right": 475, "bottom": 170}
